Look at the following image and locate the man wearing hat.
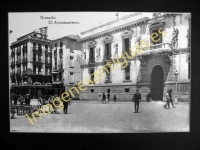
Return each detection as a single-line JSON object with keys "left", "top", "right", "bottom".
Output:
{"left": 133, "top": 89, "right": 141, "bottom": 113}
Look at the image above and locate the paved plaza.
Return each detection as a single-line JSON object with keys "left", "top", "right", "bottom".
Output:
{"left": 10, "top": 101, "right": 190, "bottom": 133}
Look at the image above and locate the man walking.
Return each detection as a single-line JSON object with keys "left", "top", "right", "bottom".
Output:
{"left": 14, "top": 93, "right": 18, "bottom": 105}
{"left": 113, "top": 94, "right": 117, "bottom": 102}
{"left": 25, "top": 93, "right": 31, "bottom": 105}
{"left": 62, "top": 98, "right": 69, "bottom": 114}
{"left": 133, "top": 89, "right": 141, "bottom": 113}
{"left": 102, "top": 93, "right": 106, "bottom": 104}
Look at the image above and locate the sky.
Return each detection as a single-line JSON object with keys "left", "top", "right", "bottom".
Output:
{"left": 9, "top": 12, "right": 135, "bottom": 46}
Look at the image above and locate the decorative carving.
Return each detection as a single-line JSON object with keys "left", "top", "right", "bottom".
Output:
{"left": 161, "top": 52, "right": 172, "bottom": 65}
{"left": 186, "top": 16, "right": 190, "bottom": 48}
{"left": 135, "top": 36, "right": 141, "bottom": 45}
{"left": 171, "top": 27, "right": 179, "bottom": 50}
{"left": 139, "top": 56, "right": 147, "bottom": 67}
{"left": 95, "top": 47, "right": 101, "bottom": 61}
{"left": 113, "top": 43, "right": 118, "bottom": 59}
{"left": 153, "top": 13, "right": 162, "bottom": 18}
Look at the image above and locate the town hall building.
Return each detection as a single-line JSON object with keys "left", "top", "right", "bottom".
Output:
{"left": 78, "top": 13, "right": 190, "bottom": 102}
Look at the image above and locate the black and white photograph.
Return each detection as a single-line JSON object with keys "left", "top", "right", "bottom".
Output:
{"left": 9, "top": 12, "right": 190, "bottom": 133}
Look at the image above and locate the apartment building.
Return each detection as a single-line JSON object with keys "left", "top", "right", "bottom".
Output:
{"left": 51, "top": 35, "right": 82, "bottom": 98}
{"left": 10, "top": 27, "right": 53, "bottom": 98}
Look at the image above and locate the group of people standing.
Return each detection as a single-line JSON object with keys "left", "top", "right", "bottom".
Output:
{"left": 11, "top": 93, "right": 31, "bottom": 105}
{"left": 132, "top": 89, "right": 176, "bottom": 113}
{"left": 102, "top": 92, "right": 117, "bottom": 104}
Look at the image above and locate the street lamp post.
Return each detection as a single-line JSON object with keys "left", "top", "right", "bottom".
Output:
{"left": 174, "top": 70, "right": 179, "bottom": 104}
{"left": 105, "top": 78, "right": 108, "bottom": 103}
{"left": 99, "top": 84, "right": 101, "bottom": 103}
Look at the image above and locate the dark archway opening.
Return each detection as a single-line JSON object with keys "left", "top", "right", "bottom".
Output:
{"left": 150, "top": 65, "right": 164, "bottom": 101}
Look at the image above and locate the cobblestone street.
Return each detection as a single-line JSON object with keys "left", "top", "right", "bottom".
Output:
{"left": 10, "top": 101, "right": 190, "bottom": 133}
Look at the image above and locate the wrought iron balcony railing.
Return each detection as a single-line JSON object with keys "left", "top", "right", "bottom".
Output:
{"left": 45, "top": 72, "right": 51, "bottom": 75}
{"left": 142, "top": 43, "right": 172, "bottom": 51}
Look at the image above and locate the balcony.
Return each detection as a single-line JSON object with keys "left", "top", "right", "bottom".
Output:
{"left": 45, "top": 72, "right": 51, "bottom": 76}
{"left": 53, "top": 66, "right": 57, "bottom": 71}
{"left": 45, "top": 60, "right": 52, "bottom": 65}
{"left": 22, "top": 58, "right": 27, "bottom": 63}
{"left": 32, "top": 59, "right": 43, "bottom": 64}
{"left": 22, "top": 71, "right": 28, "bottom": 75}
{"left": 32, "top": 71, "right": 43, "bottom": 75}
{"left": 133, "top": 43, "right": 172, "bottom": 57}
{"left": 38, "top": 59, "right": 43, "bottom": 63}
{"left": 58, "top": 64, "right": 63, "bottom": 70}
{"left": 52, "top": 80, "right": 63, "bottom": 86}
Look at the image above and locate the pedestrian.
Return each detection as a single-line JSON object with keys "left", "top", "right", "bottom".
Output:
{"left": 168, "top": 89, "right": 175, "bottom": 108}
{"left": 146, "top": 92, "right": 152, "bottom": 102}
{"left": 102, "top": 93, "right": 106, "bottom": 104}
{"left": 113, "top": 94, "right": 117, "bottom": 102}
{"left": 13, "top": 93, "right": 18, "bottom": 105}
{"left": 133, "top": 89, "right": 141, "bottom": 113}
{"left": 163, "top": 90, "right": 170, "bottom": 109}
{"left": 108, "top": 92, "right": 110, "bottom": 102}
{"left": 62, "top": 98, "right": 69, "bottom": 114}
{"left": 25, "top": 93, "right": 31, "bottom": 105}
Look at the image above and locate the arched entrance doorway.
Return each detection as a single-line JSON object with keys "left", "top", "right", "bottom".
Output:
{"left": 150, "top": 65, "right": 164, "bottom": 101}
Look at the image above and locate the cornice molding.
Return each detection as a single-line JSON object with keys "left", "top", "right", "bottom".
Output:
{"left": 79, "top": 18, "right": 149, "bottom": 43}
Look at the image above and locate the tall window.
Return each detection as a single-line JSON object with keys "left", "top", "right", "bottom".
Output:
{"left": 105, "top": 43, "right": 111, "bottom": 60}
{"left": 122, "top": 30, "right": 132, "bottom": 54}
{"left": 89, "top": 47, "right": 95, "bottom": 63}
{"left": 90, "top": 69, "right": 94, "bottom": 82}
{"left": 33, "top": 42, "right": 36, "bottom": 49}
{"left": 33, "top": 53, "right": 36, "bottom": 61}
{"left": 38, "top": 43, "right": 41, "bottom": 51}
{"left": 124, "top": 38, "right": 129, "bottom": 53}
{"left": 33, "top": 65, "right": 36, "bottom": 74}
{"left": 60, "top": 42, "right": 63, "bottom": 48}
{"left": 70, "top": 56, "right": 74, "bottom": 68}
{"left": 125, "top": 64, "right": 130, "bottom": 80}
{"left": 151, "top": 29, "right": 162, "bottom": 45}
{"left": 106, "top": 67, "right": 111, "bottom": 82}
{"left": 45, "top": 67, "right": 48, "bottom": 74}
{"left": 45, "top": 45, "right": 48, "bottom": 51}
{"left": 38, "top": 53, "right": 42, "bottom": 62}
{"left": 55, "top": 58, "right": 57, "bottom": 70}
{"left": 38, "top": 66, "right": 41, "bottom": 74}
{"left": 55, "top": 43, "right": 57, "bottom": 48}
